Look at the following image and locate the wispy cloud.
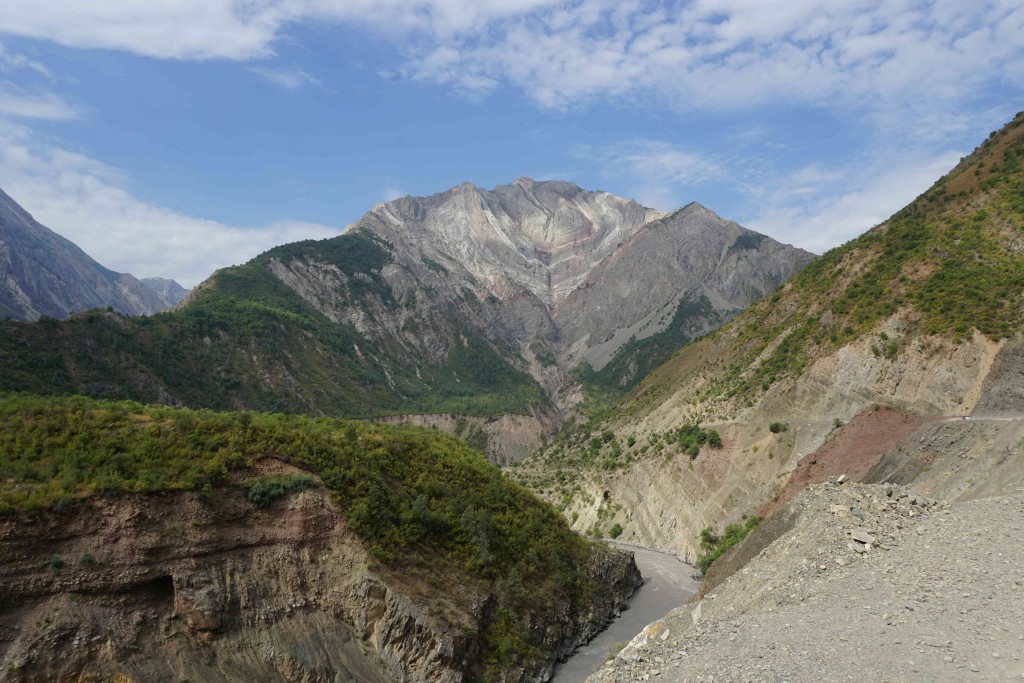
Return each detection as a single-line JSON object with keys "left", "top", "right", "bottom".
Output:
{"left": 0, "top": 82, "right": 78, "bottom": 120}
{"left": 582, "top": 133, "right": 969, "bottom": 252}
{"left": 576, "top": 140, "right": 724, "bottom": 209}
{"left": 0, "top": 122, "right": 339, "bottom": 287}
{"left": 381, "top": 185, "right": 406, "bottom": 202}
{"left": 0, "top": 2, "right": 1019, "bottom": 122}
{"left": 248, "top": 64, "right": 322, "bottom": 91}
{"left": 741, "top": 150, "right": 965, "bottom": 252}
{"left": 0, "top": 40, "right": 51, "bottom": 77}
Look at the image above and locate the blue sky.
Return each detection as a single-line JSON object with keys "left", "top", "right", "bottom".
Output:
{"left": 0, "top": 1, "right": 1021, "bottom": 287}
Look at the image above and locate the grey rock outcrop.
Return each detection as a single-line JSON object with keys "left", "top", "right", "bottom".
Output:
{"left": 141, "top": 276, "right": 190, "bottom": 306}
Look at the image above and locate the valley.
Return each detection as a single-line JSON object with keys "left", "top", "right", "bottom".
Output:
{"left": 1, "top": 109, "right": 1023, "bottom": 683}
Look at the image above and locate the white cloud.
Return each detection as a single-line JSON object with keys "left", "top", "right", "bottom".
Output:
{"left": 0, "top": 82, "right": 78, "bottom": 120}
{"left": 742, "top": 150, "right": 964, "bottom": 253}
{"left": 0, "top": 40, "right": 51, "bottom": 77}
{"left": 0, "top": 123, "right": 339, "bottom": 287}
{"left": 0, "top": 2, "right": 1018, "bottom": 121}
{"left": 576, "top": 140, "right": 724, "bottom": 209}
{"left": 0, "top": 1, "right": 282, "bottom": 60}
{"left": 248, "top": 64, "right": 322, "bottom": 90}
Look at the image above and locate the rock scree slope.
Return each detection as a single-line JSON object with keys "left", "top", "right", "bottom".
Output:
{"left": 587, "top": 481, "right": 1024, "bottom": 682}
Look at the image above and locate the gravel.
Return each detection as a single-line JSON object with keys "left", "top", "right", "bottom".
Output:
{"left": 587, "top": 481, "right": 1024, "bottom": 682}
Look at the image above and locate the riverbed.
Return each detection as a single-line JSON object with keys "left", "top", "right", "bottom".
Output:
{"left": 551, "top": 543, "right": 700, "bottom": 682}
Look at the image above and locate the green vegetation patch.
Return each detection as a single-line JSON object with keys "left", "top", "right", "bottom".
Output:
{"left": 241, "top": 473, "right": 319, "bottom": 507}
{"left": 0, "top": 392, "right": 602, "bottom": 677}
{"left": 662, "top": 112, "right": 1024, "bottom": 409}
{"left": 696, "top": 516, "right": 762, "bottom": 574}
{"left": 0, "top": 229, "right": 543, "bottom": 419}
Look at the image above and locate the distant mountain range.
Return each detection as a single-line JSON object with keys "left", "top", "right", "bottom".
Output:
{"left": 0, "top": 188, "right": 187, "bottom": 321}
{"left": 0, "top": 178, "right": 811, "bottom": 458}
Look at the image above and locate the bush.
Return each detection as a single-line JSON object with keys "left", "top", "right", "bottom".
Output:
{"left": 0, "top": 393, "right": 606, "bottom": 678}
{"left": 242, "top": 473, "right": 318, "bottom": 507}
{"left": 44, "top": 555, "right": 65, "bottom": 573}
{"left": 608, "top": 523, "right": 623, "bottom": 539}
{"left": 695, "top": 516, "right": 762, "bottom": 574}
{"left": 768, "top": 422, "right": 788, "bottom": 434}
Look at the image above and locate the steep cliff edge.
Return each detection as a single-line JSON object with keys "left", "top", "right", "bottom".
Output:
{"left": 0, "top": 394, "right": 642, "bottom": 682}
{"left": 0, "top": 482, "right": 640, "bottom": 683}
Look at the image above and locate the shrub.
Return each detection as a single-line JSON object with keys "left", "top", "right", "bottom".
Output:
{"left": 695, "top": 516, "right": 762, "bottom": 574}
{"left": 44, "top": 555, "right": 65, "bottom": 573}
{"left": 242, "top": 474, "right": 318, "bottom": 507}
{"left": 608, "top": 523, "right": 623, "bottom": 539}
{"left": 768, "top": 422, "right": 788, "bottom": 434}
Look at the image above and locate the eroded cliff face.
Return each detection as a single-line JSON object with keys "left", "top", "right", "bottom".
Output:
{"left": 0, "top": 465, "right": 640, "bottom": 683}
{"left": 523, "top": 316, "right": 1024, "bottom": 561}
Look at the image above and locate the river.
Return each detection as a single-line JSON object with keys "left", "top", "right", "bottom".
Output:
{"left": 551, "top": 543, "right": 700, "bottom": 683}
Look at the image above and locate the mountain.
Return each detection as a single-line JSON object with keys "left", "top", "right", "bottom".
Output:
{"left": 352, "top": 179, "right": 811, "bottom": 410}
{"left": 517, "top": 112, "right": 1024, "bottom": 558}
{"left": 0, "top": 180, "right": 812, "bottom": 460}
{"left": 141, "top": 277, "right": 190, "bottom": 306}
{"left": 0, "top": 187, "right": 183, "bottom": 320}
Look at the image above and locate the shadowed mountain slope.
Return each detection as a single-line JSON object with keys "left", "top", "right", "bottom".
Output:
{"left": 0, "top": 188, "right": 185, "bottom": 320}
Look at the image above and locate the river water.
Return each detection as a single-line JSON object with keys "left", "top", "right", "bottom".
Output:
{"left": 551, "top": 544, "right": 700, "bottom": 683}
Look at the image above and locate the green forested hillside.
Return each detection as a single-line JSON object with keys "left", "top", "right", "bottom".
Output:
{"left": 0, "top": 229, "right": 542, "bottom": 418}
{"left": 0, "top": 392, "right": 601, "bottom": 675}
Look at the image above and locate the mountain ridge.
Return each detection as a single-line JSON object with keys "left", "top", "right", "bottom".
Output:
{"left": 0, "top": 178, "right": 812, "bottom": 461}
{"left": 0, "top": 187, "right": 187, "bottom": 320}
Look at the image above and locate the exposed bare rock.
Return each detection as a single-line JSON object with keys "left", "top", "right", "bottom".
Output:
{"left": 141, "top": 277, "right": 190, "bottom": 306}
{"left": 280, "top": 179, "right": 814, "bottom": 430}
{"left": 0, "top": 479, "right": 640, "bottom": 682}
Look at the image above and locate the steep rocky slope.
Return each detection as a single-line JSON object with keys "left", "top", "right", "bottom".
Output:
{"left": 518, "top": 111, "right": 1024, "bottom": 558}
{"left": 0, "top": 394, "right": 641, "bottom": 682}
{"left": 0, "top": 180, "right": 811, "bottom": 461}
{"left": 141, "top": 277, "right": 190, "bottom": 306}
{"left": 588, "top": 481, "right": 1024, "bottom": 682}
{"left": 0, "top": 187, "right": 184, "bottom": 320}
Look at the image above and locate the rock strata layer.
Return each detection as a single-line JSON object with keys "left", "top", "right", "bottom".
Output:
{"left": 0, "top": 480, "right": 640, "bottom": 682}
